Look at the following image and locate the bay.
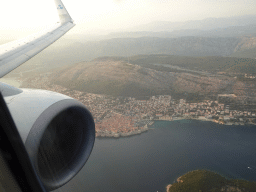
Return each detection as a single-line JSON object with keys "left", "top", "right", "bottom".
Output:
{"left": 56, "top": 120, "right": 256, "bottom": 192}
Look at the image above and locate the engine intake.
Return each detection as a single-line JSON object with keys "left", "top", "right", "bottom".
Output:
{"left": 4, "top": 88, "right": 95, "bottom": 191}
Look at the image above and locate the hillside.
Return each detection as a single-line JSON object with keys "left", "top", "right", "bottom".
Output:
{"left": 5, "top": 35, "right": 256, "bottom": 76}
{"left": 45, "top": 59, "right": 256, "bottom": 100}
{"left": 231, "top": 47, "right": 256, "bottom": 59}
{"left": 64, "top": 36, "right": 240, "bottom": 59}
{"left": 124, "top": 55, "right": 256, "bottom": 74}
{"left": 168, "top": 170, "right": 256, "bottom": 192}
{"left": 230, "top": 36, "right": 256, "bottom": 59}
{"left": 51, "top": 60, "right": 176, "bottom": 98}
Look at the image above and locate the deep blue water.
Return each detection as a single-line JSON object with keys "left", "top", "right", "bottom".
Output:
{"left": 56, "top": 120, "right": 256, "bottom": 192}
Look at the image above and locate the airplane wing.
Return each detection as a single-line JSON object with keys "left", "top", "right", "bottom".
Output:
{"left": 0, "top": 0, "right": 75, "bottom": 78}
{"left": 0, "top": 1, "right": 95, "bottom": 191}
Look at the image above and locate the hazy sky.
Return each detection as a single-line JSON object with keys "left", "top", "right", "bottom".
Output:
{"left": 1, "top": 0, "right": 256, "bottom": 38}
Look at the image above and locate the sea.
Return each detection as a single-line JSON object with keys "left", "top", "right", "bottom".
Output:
{"left": 55, "top": 120, "right": 256, "bottom": 192}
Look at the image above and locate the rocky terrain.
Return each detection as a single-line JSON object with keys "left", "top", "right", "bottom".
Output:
{"left": 234, "top": 36, "right": 256, "bottom": 52}
{"left": 42, "top": 58, "right": 256, "bottom": 100}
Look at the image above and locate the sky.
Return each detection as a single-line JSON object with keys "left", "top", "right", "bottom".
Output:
{"left": 1, "top": 0, "right": 256, "bottom": 38}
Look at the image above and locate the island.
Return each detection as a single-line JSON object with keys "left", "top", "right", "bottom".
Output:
{"left": 167, "top": 170, "right": 256, "bottom": 192}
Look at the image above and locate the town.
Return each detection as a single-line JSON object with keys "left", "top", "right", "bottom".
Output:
{"left": 23, "top": 74, "right": 256, "bottom": 138}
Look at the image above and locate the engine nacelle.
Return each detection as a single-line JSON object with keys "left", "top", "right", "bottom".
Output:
{"left": 3, "top": 87, "right": 95, "bottom": 191}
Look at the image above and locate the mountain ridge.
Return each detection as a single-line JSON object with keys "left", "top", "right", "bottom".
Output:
{"left": 42, "top": 58, "right": 256, "bottom": 100}
{"left": 131, "top": 15, "right": 256, "bottom": 32}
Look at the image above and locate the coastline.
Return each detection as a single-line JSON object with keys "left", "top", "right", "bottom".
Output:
{"left": 165, "top": 169, "right": 256, "bottom": 192}
{"left": 95, "top": 116, "right": 255, "bottom": 138}
{"left": 96, "top": 125, "right": 150, "bottom": 138}
{"left": 166, "top": 184, "right": 172, "bottom": 192}
{"left": 156, "top": 116, "right": 256, "bottom": 126}
{"left": 4, "top": 76, "right": 254, "bottom": 138}
{"left": 166, "top": 174, "right": 184, "bottom": 192}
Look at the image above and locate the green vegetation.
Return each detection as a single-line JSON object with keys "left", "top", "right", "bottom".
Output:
{"left": 125, "top": 55, "right": 256, "bottom": 74}
{"left": 53, "top": 78, "right": 212, "bottom": 101}
{"left": 50, "top": 55, "right": 256, "bottom": 100}
{"left": 53, "top": 79, "right": 172, "bottom": 98}
{"left": 168, "top": 170, "right": 256, "bottom": 192}
{"left": 230, "top": 47, "right": 256, "bottom": 59}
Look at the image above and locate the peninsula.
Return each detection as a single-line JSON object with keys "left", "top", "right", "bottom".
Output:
{"left": 167, "top": 170, "right": 256, "bottom": 192}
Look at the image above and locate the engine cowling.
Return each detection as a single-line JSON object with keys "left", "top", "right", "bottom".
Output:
{"left": 3, "top": 87, "right": 95, "bottom": 191}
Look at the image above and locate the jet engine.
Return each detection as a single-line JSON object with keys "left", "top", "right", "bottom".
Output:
{"left": 3, "top": 85, "right": 95, "bottom": 191}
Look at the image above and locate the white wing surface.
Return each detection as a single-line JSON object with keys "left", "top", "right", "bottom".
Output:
{"left": 0, "top": 0, "right": 75, "bottom": 78}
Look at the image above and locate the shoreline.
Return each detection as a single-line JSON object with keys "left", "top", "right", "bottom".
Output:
{"left": 3, "top": 77, "right": 254, "bottom": 136}
{"left": 96, "top": 125, "right": 150, "bottom": 138}
{"left": 166, "top": 184, "right": 172, "bottom": 192}
{"left": 155, "top": 116, "right": 256, "bottom": 126}
{"left": 166, "top": 174, "right": 184, "bottom": 192}
{"left": 95, "top": 117, "right": 255, "bottom": 138}
{"left": 165, "top": 169, "right": 255, "bottom": 192}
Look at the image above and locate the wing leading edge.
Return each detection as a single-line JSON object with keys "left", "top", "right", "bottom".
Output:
{"left": 0, "top": 0, "right": 75, "bottom": 78}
